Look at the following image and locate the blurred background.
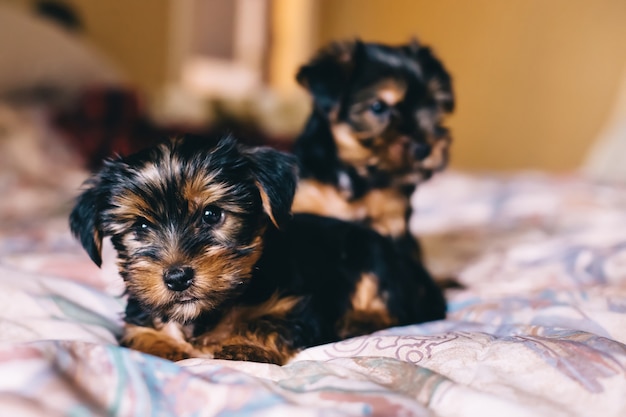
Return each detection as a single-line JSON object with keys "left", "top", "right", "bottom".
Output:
{"left": 1, "top": 0, "right": 626, "bottom": 175}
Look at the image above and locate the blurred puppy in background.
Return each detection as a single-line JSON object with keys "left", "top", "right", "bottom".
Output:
{"left": 292, "top": 39, "right": 454, "bottom": 261}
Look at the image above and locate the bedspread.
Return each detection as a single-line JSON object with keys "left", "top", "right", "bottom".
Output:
{"left": 1, "top": 170, "right": 625, "bottom": 417}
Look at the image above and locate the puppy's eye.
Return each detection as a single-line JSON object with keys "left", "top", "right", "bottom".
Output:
{"left": 202, "top": 205, "right": 223, "bottom": 226}
{"left": 369, "top": 100, "right": 390, "bottom": 115}
{"left": 133, "top": 217, "right": 152, "bottom": 233}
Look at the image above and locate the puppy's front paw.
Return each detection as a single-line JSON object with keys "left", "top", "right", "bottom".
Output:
{"left": 214, "top": 344, "right": 285, "bottom": 365}
{"left": 121, "top": 324, "right": 197, "bottom": 361}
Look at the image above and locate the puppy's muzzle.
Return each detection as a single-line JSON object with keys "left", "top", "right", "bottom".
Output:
{"left": 163, "top": 266, "right": 195, "bottom": 292}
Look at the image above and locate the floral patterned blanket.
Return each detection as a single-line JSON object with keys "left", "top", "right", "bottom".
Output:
{"left": 1, "top": 122, "right": 626, "bottom": 417}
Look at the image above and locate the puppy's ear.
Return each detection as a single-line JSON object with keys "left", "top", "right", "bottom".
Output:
{"left": 69, "top": 176, "right": 108, "bottom": 267}
{"left": 296, "top": 40, "right": 357, "bottom": 114}
{"left": 407, "top": 39, "right": 455, "bottom": 114}
{"left": 245, "top": 147, "right": 298, "bottom": 229}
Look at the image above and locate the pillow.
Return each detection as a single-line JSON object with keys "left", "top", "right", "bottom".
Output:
{"left": 0, "top": 4, "right": 124, "bottom": 97}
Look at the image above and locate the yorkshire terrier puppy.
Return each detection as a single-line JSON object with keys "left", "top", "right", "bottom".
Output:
{"left": 69, "top": 136, "right": 446, "bottom": 365}
{"left": 292, "top": 39, "right": 454, "bottom": 255}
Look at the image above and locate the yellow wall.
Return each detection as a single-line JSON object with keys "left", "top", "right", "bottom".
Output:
{"left": 269, "top": 0, "right": 319, "bottom": 94}
{"left": 315, "top": 0, "right": 626, "bottom": 172}
{"left": 73, "top": 0, "right": 170, "bottom": 98}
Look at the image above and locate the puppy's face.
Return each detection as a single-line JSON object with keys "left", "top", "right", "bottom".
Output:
{"left": 297, "top": 40, "right": 454, "bottom": 185}
{"left": 70, "top": 137, "right": 297, "bottom": 323}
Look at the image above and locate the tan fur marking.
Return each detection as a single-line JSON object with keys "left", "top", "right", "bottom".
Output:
{"left": 211, "top": 333, "right": 295, "bottom": 364}
{"left": 351, "top": 273, "right": 388, "bottom": 311}
{"left": 194, "top": 293, "right": 302, "bottom": 347}
{"left": 351, "top": 78, "right": 407, "bottom": 107}
{"left": 182, "top": 177, "right": 222, "bottom": 207}
{"left": 332, "top": 123, "right": 372, "bottom": 164}
{"left": 252, "top": 293, "right": 303, "bottom": 318}
{"left": 121, "top": 323, "right": 209, "bottom": 361}
{"left": 382, "top": 135, "right": 411, "bottom": 167}
{"left": 292, "top": 180, "right": 364, "bottom": 221}
{"left": 110, "top": 193, "right": 155, "bottom": 221}
{"left": 377, "top": 83, "right": 406, "bottom": 106}
{"left": 92, "top": 229, "right": 103, "bottom": 258}
{"left": 293, "top": 181, "right": 408, "bottom": 238}
{"left": 137, "top": 163, "right": 165, "bottom": 186}
{"left": 361, "top": 189, "right": 408, "bottom": 237}
{"left": 420, "top": 136, "right": 450, "bottom": 171}
{"left": 256, "top": 181, "right": 280, "bottom": 228}
{"left": 337, "top": 273, "right": 395, "bottom": 339}
{"left": 188, "top": 293, "right": 303, "bottom": 364}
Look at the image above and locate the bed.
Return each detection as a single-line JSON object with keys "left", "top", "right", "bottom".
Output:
{"left": 1, "top": 103, "right": 625, "bottom": 417}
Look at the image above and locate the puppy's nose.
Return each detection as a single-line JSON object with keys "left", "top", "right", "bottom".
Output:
{"left": 413, "top": 142, "right": 432, "bottom": 160}
{"left": 163, "top": 266, "right": 194, "bottom": 291}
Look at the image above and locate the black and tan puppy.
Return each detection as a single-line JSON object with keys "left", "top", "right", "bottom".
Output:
{"left": 69, "top": 136, "right": 445, "bottom": 365}
{"left": 292, "top": 39, "right": 454, "bottom": 252}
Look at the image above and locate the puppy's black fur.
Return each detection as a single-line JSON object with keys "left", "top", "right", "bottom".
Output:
{"left": 69, "top": 136, "right": 445, "bottom": 364}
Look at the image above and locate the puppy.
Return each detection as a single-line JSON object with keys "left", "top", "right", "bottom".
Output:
{"left": 69, "top": 136, "right": 446, "bottom": 365}
{"left": 292, "top": 39, "right": 454, "bottom": 254}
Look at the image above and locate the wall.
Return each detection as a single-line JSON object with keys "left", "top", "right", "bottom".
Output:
{"left": 4, "top": 0, "right": 171, "bottom": 99}
{"left": 269, "top": 0, "right": 319, "bottom": 94}
{"left": 68, "top": 0, "right": 170, "bottom": 99}
{"left": 315, "top": 0, "right": 626, "bottom": 172}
